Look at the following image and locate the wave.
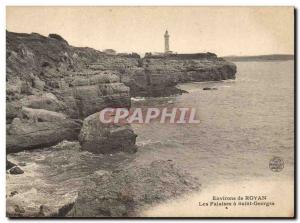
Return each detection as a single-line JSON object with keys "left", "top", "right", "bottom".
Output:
{"left": 136, "top": 139, "right": 182, "bottom": 149}
{"left": 131, "top": 97, "right": 146, "bottom": 102}
{"left": 136, "top": 139, "right": 162, "bottom": 147}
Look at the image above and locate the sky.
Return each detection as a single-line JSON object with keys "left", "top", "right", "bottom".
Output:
{"left": 6, "top": 6, "right": 294, "bottom": 56}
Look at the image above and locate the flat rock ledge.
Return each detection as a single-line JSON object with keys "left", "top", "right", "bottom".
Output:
{"left": 68, "top": 160, "right": 200, "bottom": 217}
{"left": 6, "top": 112, "right": 82, "bottom": 154}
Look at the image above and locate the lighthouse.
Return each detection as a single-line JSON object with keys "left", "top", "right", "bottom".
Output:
{"left": 164, "top": 30, "right": 170, "bottom": 53}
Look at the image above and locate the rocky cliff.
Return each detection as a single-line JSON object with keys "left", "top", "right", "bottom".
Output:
{"left": 6, "top": 31, "right": 132, "bottom": 121}
{"left": 81, "top": 51, "right": 237, "bottom": 97}
{"left": 6, "top": 31, "right": 136, "bottom": 153}
{"left": 132, "top": 53, "right": 236, "bottom": 96}
{"left": 6, "top": 31, "right": 234, "bottom": 217}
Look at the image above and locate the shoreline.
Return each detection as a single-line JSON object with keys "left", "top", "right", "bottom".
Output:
{"left": 142, "top": 178, "right": 294, "bottom": 217}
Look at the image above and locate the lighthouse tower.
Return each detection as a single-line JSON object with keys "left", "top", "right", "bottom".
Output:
{"left": 164, "top": 30, "right": 170, "bottom": 53}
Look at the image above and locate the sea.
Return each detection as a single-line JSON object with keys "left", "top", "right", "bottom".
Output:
{"left": 131, "top": 61, "right": 294, "bottom": 217}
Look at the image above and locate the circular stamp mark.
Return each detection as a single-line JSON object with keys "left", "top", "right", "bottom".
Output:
{"left": 269, "top": 157, "right": 284, "bottom": 172}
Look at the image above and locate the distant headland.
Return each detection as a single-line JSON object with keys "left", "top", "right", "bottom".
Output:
{"left": 223, "top": 54, "right": 294, "bottom": 62}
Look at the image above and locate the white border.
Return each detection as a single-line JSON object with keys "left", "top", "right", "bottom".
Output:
{"left": 2, "top": 0, "right": 299, "bottom": 6}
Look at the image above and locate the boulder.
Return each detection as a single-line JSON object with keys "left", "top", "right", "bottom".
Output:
{"left": 6, "top": 78, "right": 22, "bottom": 96}
{"left": 7, "top": 116, "right": 82, "bottom": 153}
{"left": 203, "top": 87, "right": 218, "bottom": 90}
{"left": 32, "top": 76, "right": 45, "bottom": 91}
{"left": 7, "top": 93, "right": 67, "bottom": 123}
{"left": 48, "top": 33, "right": 69, "bottom": 45}
{"left": 20, "top": 93, "right": 66, "bottom": 111}
{"left": 20, "top": 107, "right": 67, "bottom": 122}
{"left": 68, "top": 160, "right": 200, "bottom": 217}
{"left": 72, "top": 83, "right": 131, "bottom": 118}
{"left": 6, "top": 159, "right": 16, "bottom": 170}
{"left": 79, "top": 112, "right": 137, "bottom": 154}
{"left": 9, "top": 166, "right": 24, "bottom": 175}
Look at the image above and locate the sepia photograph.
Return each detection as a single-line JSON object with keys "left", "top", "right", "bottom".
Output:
{"left": 5, "top": 6, "right": 295, "bottom": 218}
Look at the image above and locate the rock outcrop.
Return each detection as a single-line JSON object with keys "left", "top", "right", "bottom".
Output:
{"left": 68, "top": 160, "right": 200, "bottom": 217}
{"left": 6, "top": 115, "right": 82, "bottom": 153}
{"left": 85, "top": 53, "right": 236, "bottom": 97}
{"left": 7, "top": 93, "right": 67, "bottom": 123}
{"left": 128, "top": 53, "right": 236, "bottom": 97}
{"left": 7, "top": 31, "right": 236, "bottom": 106}
{"left": 6, "top": 31, "right": 132, "bottom": 121}
{"left": 6, "top": 159, "right": 16, "bottom": 170}
{"left": 203, "top": 87, "right": 218, "bottom": 90}
{"left": 8, "top": 166, "right": 24, "bottom": 175}
{"left": 79, "top": 112, "right": 137, "bottom": 154}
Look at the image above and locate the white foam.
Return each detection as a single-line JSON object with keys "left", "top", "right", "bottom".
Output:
{"left": 131, "top": 97, "right": 146, "bottom": 102}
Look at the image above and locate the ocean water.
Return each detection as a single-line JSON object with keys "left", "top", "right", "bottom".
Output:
{"left": 132, "top": 61, "right": 294, "bottom": 189}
